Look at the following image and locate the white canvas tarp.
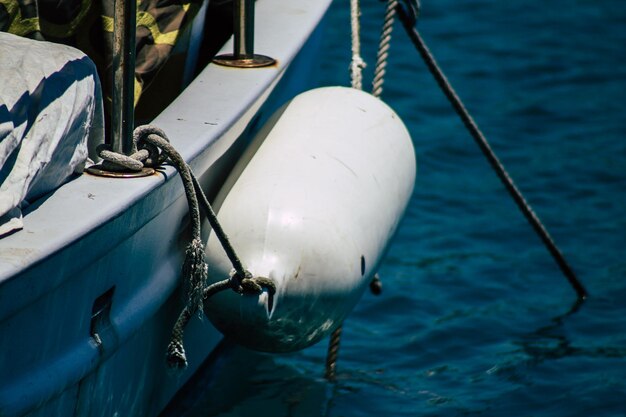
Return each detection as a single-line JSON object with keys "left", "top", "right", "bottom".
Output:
{"left": 0, "top": 32, "right": 104, "bottom": 236}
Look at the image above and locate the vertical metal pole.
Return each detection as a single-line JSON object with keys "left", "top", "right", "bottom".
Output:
{"left": 111, "top": 0, "right": 137, "bottom": 155}
{"left": 213, "top": 0, "right": 275, "bottom": 68}
{"left": 87, "top": 0, "right": 155, "bottom": 178}
{"left": 234, "top": 0, "right": 254, "bottom": 58}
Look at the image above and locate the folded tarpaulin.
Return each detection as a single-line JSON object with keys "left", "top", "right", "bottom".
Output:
{"left": 0, "top": 32, "right": 104, "bottom": 237}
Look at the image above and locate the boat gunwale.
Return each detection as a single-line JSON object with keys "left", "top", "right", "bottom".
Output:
{"left": 0, "top": 0, "right": 333, "bottom": 285}
{"left": 0, "top": 1, "right": 334, "bottom": 415}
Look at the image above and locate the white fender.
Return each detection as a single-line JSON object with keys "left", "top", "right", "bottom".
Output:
{"left": 203, "top": 86, "right": 416, "bottom": 352}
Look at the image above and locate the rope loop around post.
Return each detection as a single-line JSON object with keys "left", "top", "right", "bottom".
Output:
{"left": 133, "top": 125, "right": 170, "bottom": 168}
{"left": 96, "top": 143, "right": 148, "bottom": 172}
{"left": 94, "top": 124, "right": 170, "bottom": 172}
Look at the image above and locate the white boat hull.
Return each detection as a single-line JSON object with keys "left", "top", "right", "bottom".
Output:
{"left": 0, "top": 1, "right": 333, "bottom": 415}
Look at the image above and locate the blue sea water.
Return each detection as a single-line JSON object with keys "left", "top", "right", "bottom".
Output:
{"left": 194, "top": 1, "right": 626, "bottom": 416}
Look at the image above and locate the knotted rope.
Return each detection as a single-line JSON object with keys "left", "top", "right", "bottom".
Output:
{"left": 98, "top": 125, "right": 276, "bottom": 369}
{"left": 350, "top": 0, "right": 366, "bottom": 90}
{"left": 96, "top": 126, "right": 169, "bottom": 172}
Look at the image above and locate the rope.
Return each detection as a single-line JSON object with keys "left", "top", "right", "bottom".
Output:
{"left": 189, "top": 174, "right": 247, "bottom": 281}
{"left": 166, "top": 274, "right": 276, "bottom": 369}
{"left": 96, "top": 125, "right": 169, "bottom": 172}
{"left": 324, "top": 0, "right": 366, "bottom": 379}
{"left": 324, "top": 0, "right": 409, "bottom": 382}
{"left": 350, "top": 0, "right": 366, "bottom": 90}
{"left": 133, "top": 126, "right": 208, "bottom": 317}
{"left": 324, "top": 325, "right": 343, "bottom": 381}
{"left": 395, "top": 4, "right": 587, "bottom": 300}
{"left": 97, "top": 146, "right": 148, "bottom": 171}
{"left": 371, "top": 0, "right": 398, "bottom": 98}
{"left": 100, "top": 125, "right": 276, "bottom": 368}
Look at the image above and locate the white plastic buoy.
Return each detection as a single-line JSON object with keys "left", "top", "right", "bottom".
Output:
{"left": 203, "top": 86, "right": 416, "bottom": 352}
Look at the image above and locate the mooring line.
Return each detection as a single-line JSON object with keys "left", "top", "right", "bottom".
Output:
{"left": 395, "top": 4, "right": 587, "bottom": 300}
{"left": 324, "top": 325, "right": 343, "bottom": 381}
{"left": 114, "top": 126, "right": 277, "bottom": 369}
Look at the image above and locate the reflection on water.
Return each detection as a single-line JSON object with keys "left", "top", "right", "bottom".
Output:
{"left": 161, "top": 339, "right": 334, "bottom": 417}
{"left": 515, "top": 299, "right": 626, "bottom": 366}
{"left": 165, "top": 293, "right": 626, "bottom": 416}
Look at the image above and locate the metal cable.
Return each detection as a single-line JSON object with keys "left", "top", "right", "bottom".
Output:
{"left": 395, "top": 4, "right": 587, "bottom": 300}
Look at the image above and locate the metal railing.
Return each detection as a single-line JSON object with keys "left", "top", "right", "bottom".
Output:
{"left": 108, "top": 0, "right": 274, "bottom": 159}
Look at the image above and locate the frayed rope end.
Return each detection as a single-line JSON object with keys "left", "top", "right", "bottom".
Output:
{"left": 182, "top": 238, "right": 208, "bottom": 316}
{"left": 166, "top": 339, "right": 188, "bottom": 370}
